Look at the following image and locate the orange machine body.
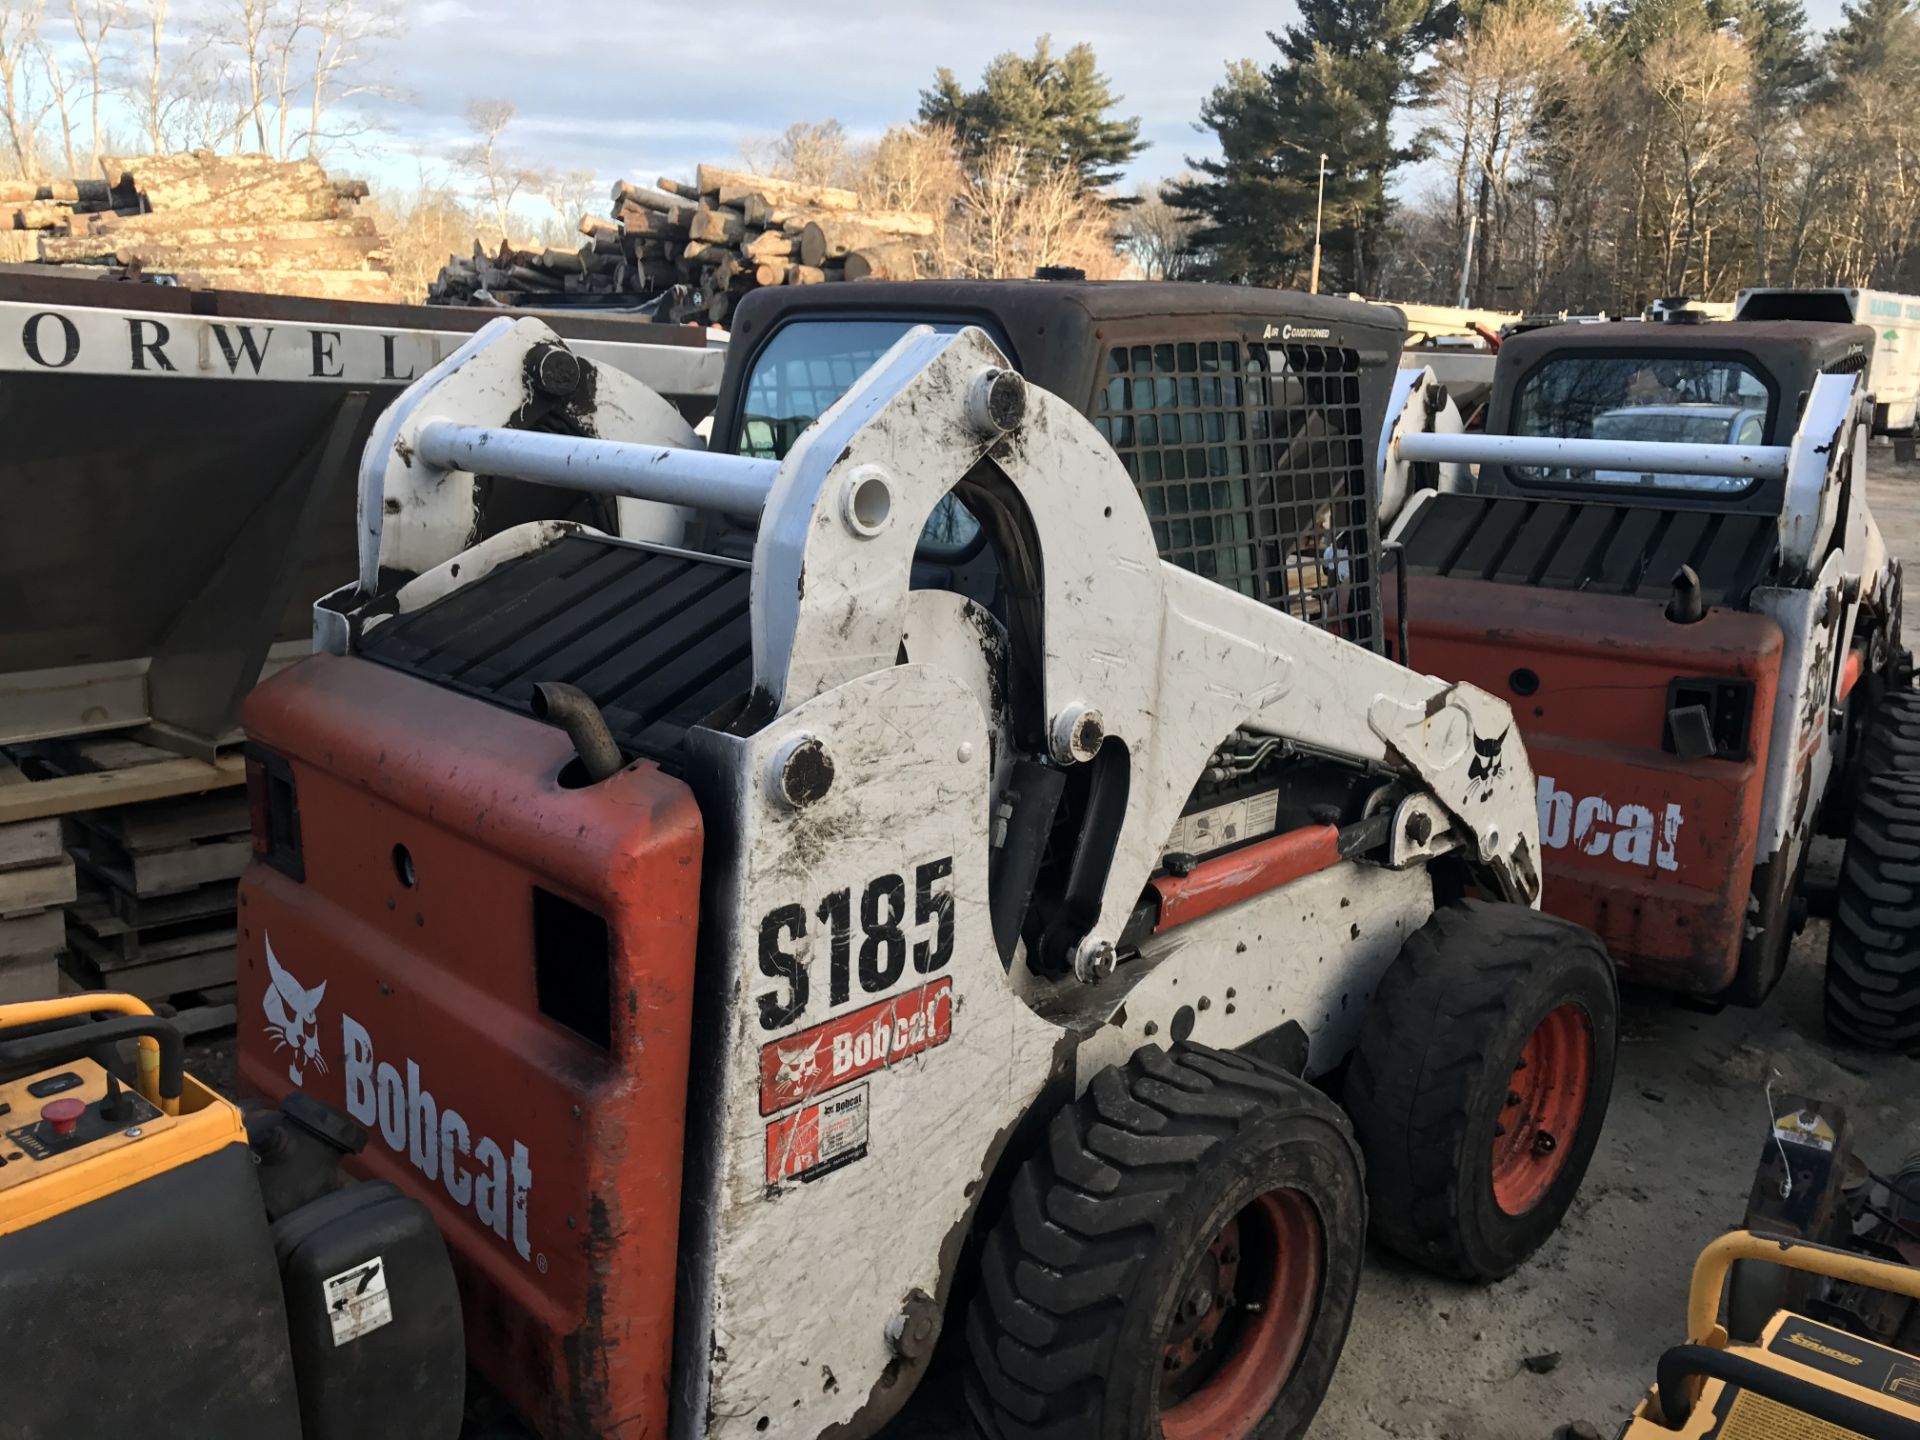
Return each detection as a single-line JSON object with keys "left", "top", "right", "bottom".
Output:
{"left": 235, "top": 653, "right": 704, "bottom": 1439}
{"left": 1392, "top": 576, "right": 1784, "bottom": 994}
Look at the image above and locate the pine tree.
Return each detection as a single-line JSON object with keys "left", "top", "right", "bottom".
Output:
{"left": 1171, "top": 0, "right": 1458, "bottom": 290}
{"left": 1724, "top": 0, "right": 1816, "bottom": 99}
{"left": 1823, "top": 0, "right": 1920, "bottom": 84}
{"left": 919, "top": 36, "right": 1146, "bottom": 193}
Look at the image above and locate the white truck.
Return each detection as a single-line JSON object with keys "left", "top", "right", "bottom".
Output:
{"left": 1736, "top": 286, "right": 1920, "bottom": 437}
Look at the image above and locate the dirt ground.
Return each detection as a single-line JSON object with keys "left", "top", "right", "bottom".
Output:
{"left": 887, "top": 450, "right": 1920, "bottom": 1440}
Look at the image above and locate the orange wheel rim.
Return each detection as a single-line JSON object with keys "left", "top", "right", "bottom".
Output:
{"left": 1491, "top": 1003, "right": 1593, "bottom": 1216}
{"left": 1158, "top": 1189, "right": 1322, "bottom": 1440}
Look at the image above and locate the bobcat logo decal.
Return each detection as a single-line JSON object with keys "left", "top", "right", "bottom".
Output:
{"left": 262, "top": 934, "right": 328, "bottom": 1088}
{"left": 1467, "top": 728, "right": 1508, "bottom": 800}
{"left": 773, "top": 1037, "right": 823, "bottom": 1093}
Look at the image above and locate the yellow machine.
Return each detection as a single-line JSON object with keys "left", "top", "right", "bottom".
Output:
{"left": 0, "top": 994, "right": 463, "bottom": 1439}
{"left": 1618, "top": 1232, "right": 1920, "bottom": 1439}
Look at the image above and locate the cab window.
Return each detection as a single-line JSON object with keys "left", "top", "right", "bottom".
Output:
{"left": 734, "top": 318, "right": 982, "bottom": 558}
{"left": 1509, "top": 355, "right": 1772, "bottom": 493}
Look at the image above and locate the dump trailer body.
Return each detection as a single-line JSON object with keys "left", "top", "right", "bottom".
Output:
{"left": 0, "top": 269, "right": 722, "bottom": 750}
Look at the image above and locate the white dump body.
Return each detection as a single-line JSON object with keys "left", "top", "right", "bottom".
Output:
{"left": 1736, "top": 286, "right": 1920, "bottom": 433}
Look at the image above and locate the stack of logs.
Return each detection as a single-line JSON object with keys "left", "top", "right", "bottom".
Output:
{"left": 429, "top": 165, "right": 937, "bottom": 325}
{"left": 3, "top": 151, "right": 396, "bottom": 302}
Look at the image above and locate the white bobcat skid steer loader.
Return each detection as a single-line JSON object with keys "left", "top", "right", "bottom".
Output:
{"left": 233, "top": 313, "right": 1617, "bottom": 1440}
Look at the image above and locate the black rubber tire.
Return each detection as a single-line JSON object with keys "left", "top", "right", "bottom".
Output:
{"left": 1853, "top": 681, "right": 1920, "bottom": 783}
{"left": 1344, "top": 899, "right": 1618, "bottom": 1282}
{"left": 1827, "top": 688, "right": 1920, "bottom": 1052}
{"left": 964, "top": 1043, "right": 1364, "bottom": 1440}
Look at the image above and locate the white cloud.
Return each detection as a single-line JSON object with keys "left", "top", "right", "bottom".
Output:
{"left": 346, "top": 1, "right": 1291, "bottom": 199}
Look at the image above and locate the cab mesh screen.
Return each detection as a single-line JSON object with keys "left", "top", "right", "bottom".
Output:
{"left": 1093, "top": 338, "right": 1380, "bottom": 648}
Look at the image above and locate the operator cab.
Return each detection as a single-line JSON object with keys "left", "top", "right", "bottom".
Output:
{"left": 708, "top": 280, "right": 1407, "bottom": 653}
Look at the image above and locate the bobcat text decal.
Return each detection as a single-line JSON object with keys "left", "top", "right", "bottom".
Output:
{"left": 341, "top": 1012, "right": 535, "bottom": 1261}
{"left": 1537, "top": 776, "right": 1683, "bottom": 871}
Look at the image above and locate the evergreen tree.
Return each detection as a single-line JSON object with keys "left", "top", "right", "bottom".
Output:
{"left": 919, "top": 37, "right": 1146, "bottom": 193}
{"left": 1822, "top": 0, "right": 1920, "bottom": 84}
{"left": 1171, "top": 0, "right": 1458, "bottom": 291}
{"left": 1725, "top": 0, "right": 1816, "bottom": 99}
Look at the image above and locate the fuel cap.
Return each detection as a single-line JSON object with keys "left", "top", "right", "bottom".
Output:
{"left": 41, "top": 1098, "right": 85, "bottom": 1137}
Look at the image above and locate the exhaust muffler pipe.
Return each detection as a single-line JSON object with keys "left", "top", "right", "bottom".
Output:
{"left": 531, "top": 682, "right": 625, "bottom": 783}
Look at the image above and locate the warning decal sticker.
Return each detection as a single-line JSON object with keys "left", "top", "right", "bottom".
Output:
{"left": 1164, "top": 791, "right": 1280, "bottom": 859}
{"left": 758, "top": 978, "right": 953, "bottom": 1116}
{"left": 1718, "top": 1389, "right": 1865, "bottom": 1440}
{"left": 322, "top": 1255, "right": 394, "bottom": 1346}
{"left": 1771, "top": 1108, "right": 1838, "bottom": 1153}
{"left": 766, "top": 1084, "right": 870, "bottom": 1187}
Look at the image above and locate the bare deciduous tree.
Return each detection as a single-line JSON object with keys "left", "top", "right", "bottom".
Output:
{"left": 137, "top": 0, "right": 167, "bottom": 150}
{"left": 303, "top": 0, "right": 398, "bottom": 155}
{"left": 374, "top": 173, "right": 478, "bottom": 299}
{"left": 461, "top": 97, "right": 534, "bottom": 241}
{"left": 1118, "top": 177, "right": 1201, "bottom": 279}
{"left": 743, "top": 118, "right": 852, "bottom": 187}
{"left": 949, "top": 142, "right": 1121, "bottom": 279}
{"left": 0, "top": 0, "right": 49, "bottom": 177}
{"left": 1423, "top": 3, "right": 1575, "bottom": 305}
{"left": 531, "top": 163, "right": 596, "bottom": 243}
{"left": 68, "top": 0, "right": 118, "bottom": 171}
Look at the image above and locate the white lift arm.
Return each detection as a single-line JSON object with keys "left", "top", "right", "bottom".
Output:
{"left": 353, "top": 318, "right": 1545, "bottom": 974}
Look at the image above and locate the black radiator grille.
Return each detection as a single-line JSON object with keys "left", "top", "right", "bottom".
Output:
{"left": 1092, "top": 338, "right": 1380, "bottom": 647}
{"left": 357, "top": 535, "right": 753, "bottom": 761}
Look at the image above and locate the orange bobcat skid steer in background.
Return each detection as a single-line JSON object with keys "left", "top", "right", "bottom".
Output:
{"left": 1380, "top": 319, "right": 1916, "bottom": 1048}
{"left": 236, "top": 287, "right": 1618, "bottom": 1440}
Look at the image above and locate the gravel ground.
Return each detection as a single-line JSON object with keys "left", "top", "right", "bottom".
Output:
{"left": 190, "top": 456, "right": 1920, "bottom": 1440}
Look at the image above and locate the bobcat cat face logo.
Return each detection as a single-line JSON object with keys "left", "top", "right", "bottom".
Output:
{"left": 1467, "top": 728, "right": 1508, "bottom": 800}
{"left": 262, "top": 934, "right": 328, "bottom": 1088}
{"left": 773, "top": 1037, "right": 823, "bottom": 1092}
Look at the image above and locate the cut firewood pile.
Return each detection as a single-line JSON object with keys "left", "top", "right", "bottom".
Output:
{"left": 428, "top": 164, "right": 937, "bottom": 324}
{"left": 3, "top": 151, "right": 396, "bottom": 303}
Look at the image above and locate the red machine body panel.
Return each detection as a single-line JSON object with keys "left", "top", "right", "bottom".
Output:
{"left": 235, "top": 654, "right": 703, "bottom": 1439}
{"left": 1392, "top": 576, "right": 1784, "bottom": 993}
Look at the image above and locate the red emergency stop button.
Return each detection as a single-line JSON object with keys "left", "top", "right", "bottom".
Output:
{"left": 41, "top": 1098, "right": 85, "bottom": 1137}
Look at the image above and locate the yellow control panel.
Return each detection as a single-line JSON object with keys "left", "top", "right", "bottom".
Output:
{"left": 0, "top": 1057, "right": 175, "bottom": 1195}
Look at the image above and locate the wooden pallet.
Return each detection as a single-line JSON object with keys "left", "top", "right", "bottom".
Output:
{"left": 0, "top": 732, "right": 245, "bottom": 827}
{"left": 0, "top": 854, "right": 75, "bottom": 916}
{"left": 72, "top": 827, "right": 249, "bottom": 899}
{"left": 79, "top": 878, "right": 238, "bottom": 932}
{"left": 0, "top": 908, "right": 62, "bottom": 960}
{"left": 0, "top": 954, "right": 58, "bottom": 1003}
{"left": 55, "top": 968, "right": 237, "bottom": 1036}
{"left": 61, "top": 931, "right": 236, "bottom": 1006}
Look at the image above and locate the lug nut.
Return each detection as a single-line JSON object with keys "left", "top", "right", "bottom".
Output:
{"left": 1532, "top": 1131, "right": 1558, "bottom": 1156}
{"left": 1506, "top": 1090, "right": 1522, "bottom": 1107}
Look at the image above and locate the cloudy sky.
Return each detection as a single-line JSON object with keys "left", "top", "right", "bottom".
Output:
{"left": 353, "top": 0, "right": 1854, "bottom": 208}
{"left": 356, "top": 4, "right": 1296, "bottom": 201}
